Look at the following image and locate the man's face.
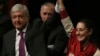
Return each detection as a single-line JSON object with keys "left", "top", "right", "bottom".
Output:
{"left": 40, "top": 5, "right": 54, "bottom": 22}
{"left": 11, "top": 11, "right": 29, "bottom": 30}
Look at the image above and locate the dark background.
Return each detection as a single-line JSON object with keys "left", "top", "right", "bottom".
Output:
{"left": 29, "top": 0, "right": 100, "bottom": 48}
{"left": 28, "top": 0, "right": 100, "bottom": 25}
{"left": 2, "top": 0, "right": 100, "bottom": 48}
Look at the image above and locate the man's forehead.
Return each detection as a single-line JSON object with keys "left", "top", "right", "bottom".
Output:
{"left": 41, "top": 4, "right": 54, "bottom": 9}
{"left": 41, "top": 6, "right": 54, "bottom": 11}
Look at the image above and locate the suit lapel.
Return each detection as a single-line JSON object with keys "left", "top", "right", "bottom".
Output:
{"left": 25, "top": 23, "right": 32, "bottom": 41}
{"left": 25, "top": 22, "right": 41, "bottom": 41}
{"left": 25, "top": 22, "right": 44, "bottom": 45}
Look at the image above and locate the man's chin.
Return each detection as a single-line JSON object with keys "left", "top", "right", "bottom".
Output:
{"left": 15, "top": 24, "right": 26, "bottom": 30}
{"left": 16, "top": 26, "right": 23, "bottom": 30}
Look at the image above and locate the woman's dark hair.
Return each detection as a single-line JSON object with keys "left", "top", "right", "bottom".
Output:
{"left": 78, "top": 18, "right": 94, "bottom": 31}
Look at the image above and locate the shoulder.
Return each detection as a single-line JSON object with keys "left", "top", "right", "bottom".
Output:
{"left": 2, "top": 29, "right": 15, "bottom": 43}
{"left": 33, "top": 18, "right": 42, "bottom": 24}
{"left": 4, "top": 29, "right": 15, "bottom": 37}
{"left": 32, "top": 18, "right": 43, "bottom": 27}
{"left": 93, "top": 48, "right": 100, "bottom": 56}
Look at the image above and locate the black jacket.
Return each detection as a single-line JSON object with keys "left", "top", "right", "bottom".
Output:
{"left": 1, "top": 20, "right": 47, "bottom": 56}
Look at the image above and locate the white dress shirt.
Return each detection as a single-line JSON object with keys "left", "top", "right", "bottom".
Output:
{"left": 15, "top": 25, "right": 30, "bottom": 56}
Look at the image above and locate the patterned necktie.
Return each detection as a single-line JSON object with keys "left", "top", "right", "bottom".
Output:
{"left": 19, "top": 31, "right": 25, "bottom": 56}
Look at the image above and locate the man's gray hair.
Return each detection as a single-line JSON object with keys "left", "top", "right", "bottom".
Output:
{"left": 41, "top": 2, "right": 55, "bottom": 8}
{"left": 11, "top": 4, "right": 29, "bottom": 16}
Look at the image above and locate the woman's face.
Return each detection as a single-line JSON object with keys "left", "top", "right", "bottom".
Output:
{"left": 76, "top": 22, "right": 92, "bottom": 42}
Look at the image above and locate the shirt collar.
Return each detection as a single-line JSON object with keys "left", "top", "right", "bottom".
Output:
{"left": 16, "top": 24, "right": 28, "bottom": 35}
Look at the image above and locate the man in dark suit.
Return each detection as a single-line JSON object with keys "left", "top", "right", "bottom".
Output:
{"left": 38, "top": 2, "right": 68, "bottom": 56}
{"left": 1, "top": 4, "right": 47, "bottom": 56}
{"left": 0, "top": 0, "right": 13, "bottom": 53}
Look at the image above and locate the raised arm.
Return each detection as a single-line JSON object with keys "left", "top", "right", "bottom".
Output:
{"left": 55, "top": 0, "right": 74, "bottom": 37}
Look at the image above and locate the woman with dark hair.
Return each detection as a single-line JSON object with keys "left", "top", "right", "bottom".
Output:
{"left": 66, "top": 19, "right": 97, "bottom": 56}
{"left": 55, "top": 0, "right": 100, "bottom": 56}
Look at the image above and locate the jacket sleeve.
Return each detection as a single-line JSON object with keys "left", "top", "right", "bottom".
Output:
{"left": 59, "top": 10, "right": 74, "bottom": 37}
